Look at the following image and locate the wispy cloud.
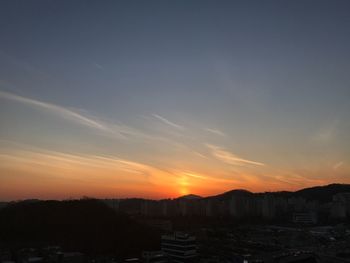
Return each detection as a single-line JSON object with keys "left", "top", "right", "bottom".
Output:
{"left": 0, "top": 91, "right": 108, "bottom": 131}
{"left": 0, "top": 91, "right": 170, "bottom": 142}
{"left": 333, "top": 161, "right": 343, "bottom": 170}
{"left": 312, "top": 119, "right": 339, "bottom": 143}
{"left": 94, "top": 63, "right": 104, "bottom": 70}
{"left": 192, "top": 151, "right": 208, "bottom": 159}
{"left": 206, "top": 144, "right": 265, "bottom": 167}
{"left": 0, "top": 146, "right": 176, "bottom": 187}
{"left": 152, "top": 114, "right": 184, "bottom": 130}
{"left": 205, "top": 128, "right": 225, "bottom": 136}
{"left": 183, "top": 171, "right": 238, "bottom": 184}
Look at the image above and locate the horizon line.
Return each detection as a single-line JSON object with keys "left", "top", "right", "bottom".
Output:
{"left": 1, "top": 182, "right": 348, "bottom": 203}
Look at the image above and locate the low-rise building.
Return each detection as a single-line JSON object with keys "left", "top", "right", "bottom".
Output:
{"left": 292, "top": 212, "right": 317, "bottom": 225}
{"left": 142, "top": 251, "right": 168, "bottom": 263}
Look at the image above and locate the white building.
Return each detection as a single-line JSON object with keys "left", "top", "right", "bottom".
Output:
{"left": 161, "top": 232, "right": 196, "bottom": 263}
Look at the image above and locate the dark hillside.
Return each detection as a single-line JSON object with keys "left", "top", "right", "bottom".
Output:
{"left": 295, "top": 184, "right": 350, "bottom": 203}
{"left": 0, "top": 199, "right": 160, "bottom": 256}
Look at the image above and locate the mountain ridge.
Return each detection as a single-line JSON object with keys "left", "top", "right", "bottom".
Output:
{"left": 190, "top": 183, "right": 350, "bottom": 203}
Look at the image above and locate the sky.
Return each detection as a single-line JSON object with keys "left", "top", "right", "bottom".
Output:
{"left": 0, "top": 0, "right": 350, "bottom": 200}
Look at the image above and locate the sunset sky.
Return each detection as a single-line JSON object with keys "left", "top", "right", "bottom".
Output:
{"left": 1, "top": 0, "right": 350, "bottom": 200}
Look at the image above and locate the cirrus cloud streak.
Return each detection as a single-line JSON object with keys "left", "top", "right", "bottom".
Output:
{"left": 0, "top": 91, "right": 108, "bottom": 131}
{"left": 206, "top": 144, "right": 265, "bottom": 167}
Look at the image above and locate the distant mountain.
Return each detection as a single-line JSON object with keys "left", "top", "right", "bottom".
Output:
{"left": 203, "top": 184, "right": 350, "bottom": 203}
{"left": 294, "top": 183, "right": 350, "bottom": 203}
{"left": 207, "top": 189, "right": 253, "bottom": 201}
{"left": 176, "top": 194, "right": 202, "bottom": 200}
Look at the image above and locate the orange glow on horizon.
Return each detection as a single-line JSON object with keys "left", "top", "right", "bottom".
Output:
{"left": 0, "top": 147, "right": 349, "bottom": 201}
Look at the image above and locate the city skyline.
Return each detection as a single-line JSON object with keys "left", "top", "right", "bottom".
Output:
{"left": 0, "top": 1, "right": 350, "bottom": 201}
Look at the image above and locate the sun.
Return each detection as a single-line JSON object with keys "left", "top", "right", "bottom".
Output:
{"left": 179, "top": 187, "right": 189, "bottom": 196}
{"left": 177, "top": 174, "right": 190, "bottom": 196}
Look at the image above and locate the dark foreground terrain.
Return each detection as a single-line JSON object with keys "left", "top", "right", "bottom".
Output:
{"left": 1, "top": 184, "right": 350, "bottom": 262}
{"left": 0, "top": 199, "right": 160, "bottom": 257}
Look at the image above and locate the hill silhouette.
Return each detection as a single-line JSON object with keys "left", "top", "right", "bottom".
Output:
{"left": 0, "top": 199, "right": 161, "bottom": 257}
{"left": 176, "top": 194, "right": 202, "bottom": 200}
{"left": 184, "top": 184, "right": 350, "bottom": 203}
{"left": 295, "top": 183, "right": 350, "bottom": 203}
{"left": 207, "top": 189, "right": 253, "bottom": 201}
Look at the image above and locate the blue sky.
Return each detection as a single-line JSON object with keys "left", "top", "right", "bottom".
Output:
{"left": 0, "top": 0, "right": 349, "bottom": 200}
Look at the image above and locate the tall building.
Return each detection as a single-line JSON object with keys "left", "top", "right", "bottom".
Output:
{"left": 161, "top": 232, "right": 196, "bottom": 263}
{"left": 333, "top": 193, "right": 350, "bottom": 218}
{"left": 262, "top": 195, "right": 276, "bottom": 219}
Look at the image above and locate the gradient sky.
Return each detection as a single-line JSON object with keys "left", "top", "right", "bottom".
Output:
{"left": 1, "top": 0, "right": 350, "bottom": 200}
